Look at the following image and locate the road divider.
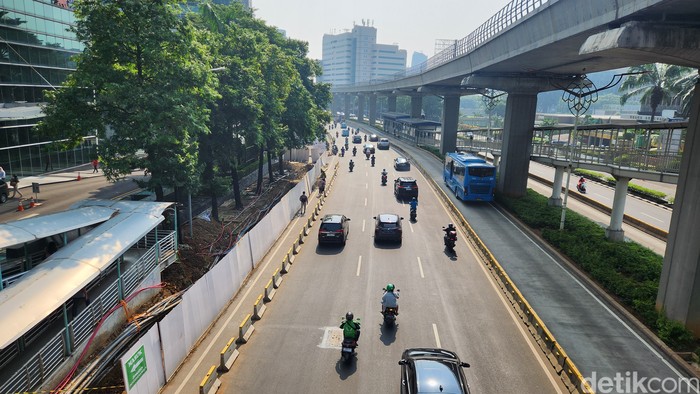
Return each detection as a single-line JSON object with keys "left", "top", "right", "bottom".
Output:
{"left": 272, "top": 268, "right": 283, "bottom": 289}
{"left": 286, "top": 247, "right": 295, "bottom": 264}
{"left": 198, "top": 365, "right": 220, "bottom": 394}
{"left": 236, "top": 314, "right": 254, "bottom": 344}
{"left": 218, "top": 337, "right": 239, "bottom": 373}
{"left": 252, "top": 294, "right": 266, "bottom": 321}
{"left": 264, "top": 279, "right": 276, "bottom": 302}
{"left": 280, "top": 254, "right": 290, "bottom": 274}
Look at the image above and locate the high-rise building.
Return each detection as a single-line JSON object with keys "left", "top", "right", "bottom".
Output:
{"left": 1, "top": 1, "right": 97, "bottom": 177}
{"left": 320, "top": 24, "right": 406, "bottom": 86}
{"left": 411, "top": 51, "right": 428, "bottom": 68}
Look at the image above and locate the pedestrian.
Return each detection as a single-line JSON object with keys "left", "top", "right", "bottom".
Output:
{"left": 299, "top": 191, "right": 308, "bottom": 214}
{"left": 9, "top": 174, "right": 22, "bottom": 198}
{"left": 319, "top": 178, "right": 326, "bottom": 196}
{"left": 91, "top": 158, "right": 99, "bottom": 173}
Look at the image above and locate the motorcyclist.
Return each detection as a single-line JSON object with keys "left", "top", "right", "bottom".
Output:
{"left": 578, "top": 176, "right": 586, "bottom": 188}
{"left": 365, "top": 151, "right": 370, "bottom": 160}
{"left": 340, "top": 312, "right": 361, "bottom": 342}
{"left": 340, "top": 146, "right": 345, "bottom": 157}
{"left": 381, "top": 168, "right": 388, "bottom": 184}
{"left": 352, "top": 146, "right": 357, "bottom": 156}
{"left": 370, "top": 154, "right": 376, "bottom": 167}
{"left": 444, "top": 223, "right": 456, "bottom": 235}
{"left": 349, "top": 160, "right": 355, "bottom": 172}
{"left": 364, "top": 135, "right": 367, "bottom": 142}
{"left": 381, "top": 284, "right": 399, "bottom": 315}
{"left": 409, "top": 197, "right": 418, "bottom": 214}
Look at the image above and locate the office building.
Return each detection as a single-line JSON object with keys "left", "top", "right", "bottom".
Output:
{"left": 411, "top": 51, "right": 428, "bottom": 68}
{"left": 1, "top": 0, "right": 96, "bottom": 177}
{"left": 320, "top": 23, "right": 406, "bottom": 86}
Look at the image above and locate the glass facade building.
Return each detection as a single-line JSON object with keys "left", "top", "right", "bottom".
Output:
{"left": 1, "top": 1, "right": 95, "bottom": 177}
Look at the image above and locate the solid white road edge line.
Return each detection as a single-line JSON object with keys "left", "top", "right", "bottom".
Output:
{"left": 173, "top": 216, "right": 302, "bottom": 393}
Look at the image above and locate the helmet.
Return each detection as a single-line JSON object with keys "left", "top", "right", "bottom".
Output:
{"left": 386, "top": 283, "right": 395, "bottom": 292}
{"left": 448, "top": 223, "right": 454, "bottom": 228}
{"left": 412, "top": 197, "right": 416, "bottom": 201}
{"left": 346, "top": 312, "right": 354, "bottom": 321}
{"left": 382, "top": 168, "right": 386, "bottom": 171}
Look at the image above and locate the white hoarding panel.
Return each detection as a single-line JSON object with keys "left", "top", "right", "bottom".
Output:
{"left": 160, "top": 303, "right": 188, "bottom": 380}
{"left": 210, "top": 257, "right": 233, "bottom": 311}
{"left": 121, "top": 325, "right": 164, "bottom": 394}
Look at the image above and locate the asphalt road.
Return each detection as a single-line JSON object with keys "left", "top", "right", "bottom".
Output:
{"left": 0, "top": 169, "right": 146, "bottom": 222}
{"left": 218, "top": 134, "right": 565, "bottom": 393}
{"left": 352, "top": 123, "right": 694, "bottom": 393}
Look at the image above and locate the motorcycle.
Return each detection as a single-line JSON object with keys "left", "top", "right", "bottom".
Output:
{"left": 349, "top": 161, "right": 355, "bottom": 172}
{"left": 577, "top": 182, "right": 586, "bottom": 194}
{"left": 381, "top": 173, "right": 387, "bottom": 186}
{"left": 381, "top": 288, "right": 400, "bottom": 327}
{"left": 352, "top": 147, "right": 357, "bottom": 157}
{"left": 371, "top": 155, "right": 375, "bottom": 167}
{"left": 365, "top": 152, "right": 370, "bottom": 160}
{"left": 443, "top": 226, "right": 457, "bottom": 252}
{"left": 364, "top": 135, "right": 367, "bottom": 142}
{"left": 340, "top": 147, "right": 345, "bottom": 157}
{"left": 409, "top": 207, "right": 417, "bottom": 222}
{"left": 332, "top": 145, "right": 338, "bottom": 155}
{"left": 344, "top": 142, "right": 349, "bottom": 151}
{"left": 341, "top": 338, "right": 357, "bottom": 362}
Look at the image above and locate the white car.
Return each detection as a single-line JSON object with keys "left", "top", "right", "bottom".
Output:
{"left": 377, "top": 138, "right": 390, "bottom": 150}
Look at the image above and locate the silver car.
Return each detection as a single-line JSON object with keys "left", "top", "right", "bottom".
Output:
{"left": 378, "top": 138, "right": 390, "bottom": 150}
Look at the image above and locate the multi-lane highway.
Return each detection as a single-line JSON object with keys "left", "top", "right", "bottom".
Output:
{"left": 216, "top": 132, "right": 566, "bottom": 393}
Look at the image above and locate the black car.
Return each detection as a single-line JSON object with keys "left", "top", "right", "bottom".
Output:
{"left": 369, "top": 134, "right": 379, "bottom": 142}
{"left": 394, "top": 177, "right": 418, "bottom": 199}
{"left": 398, "top": 348, "right": 471, "bottom": 394}
{"left": 0, "top": 179, "right": 8, "bottom": 204}
{"left": 352, "top": 135, "right": 362, "bottom": 144}
{"left": 373, "top": 213, "right": 403, "bottom": 243}
{"left": 318, "top": 214, "right": 350, "bottom": 245}
{"left": 394, "top": 157, "right": 410, "bottom": 171}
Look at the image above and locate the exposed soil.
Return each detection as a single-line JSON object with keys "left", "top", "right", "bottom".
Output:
{"left": 161, "top": 161, "right": 313, "bottom": 295}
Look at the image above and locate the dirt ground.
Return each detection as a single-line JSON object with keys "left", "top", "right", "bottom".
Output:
{"left": 161, "top": 161, "right": 314, "bottom": 295}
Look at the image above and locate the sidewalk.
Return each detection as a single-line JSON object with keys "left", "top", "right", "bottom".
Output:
{"left": 13, "top": 165, "right": 103, "bottom": 191}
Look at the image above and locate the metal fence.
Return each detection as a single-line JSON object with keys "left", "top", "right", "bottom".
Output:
{"left": 456, "top": 122, "right": 688, "bottom": 176}
{"left": 349, "top": 0, "right": 548, "bottom": 86}
{"left": 0, "top": 231, "right": 176, "bottom": 394}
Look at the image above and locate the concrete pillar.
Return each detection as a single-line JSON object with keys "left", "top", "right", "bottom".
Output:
{"left": 492, "top": 155, "right": 501, "bottom": 170}
{"left": 605, "top": 176, "right": 630, "bottom": 241}
{"left": 410, "top": 95, "right": 423, "bottom": 118}
{"left": 498, "top": 93, "right": 537, "bottom": 197}
{"left": 344, "top": 94, "right": 351, "bottom": 120}
{"left": 548, "top": 166, "right": 565, "bottom": 207}
{"left": 388, "top": 95, "right": 397, "bottom": 112}
{"left": 440, "top": 95, "right": 460, "bottom": 154}
{"left": 657, "top": 79, "right": 700, "bottom": 333}
{"left": 369, "top": 95, "right": 377, "bottom": 127}
{"left": 357, "top": 94, "right": 365, "bottom": 122}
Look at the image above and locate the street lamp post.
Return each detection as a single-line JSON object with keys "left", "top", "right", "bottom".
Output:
{"left": 555, "top": 71, "right": 646, "bottom": 230}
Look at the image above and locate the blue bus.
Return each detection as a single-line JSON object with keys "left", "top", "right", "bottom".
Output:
{"left": 443, "top": 152, "right": 496, "bottom": 202}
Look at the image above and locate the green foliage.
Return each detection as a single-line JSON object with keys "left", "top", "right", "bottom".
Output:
{"left": 497, "top": 189, "right": 695, "bottom": 350}
{"left": 420, "top": 145, "right": 444, "bottom": 160}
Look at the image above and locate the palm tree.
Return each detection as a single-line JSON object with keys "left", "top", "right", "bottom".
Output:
{"left": 619, "top": 63, "right": 686, "bottom": 122}
{"left": 671, "top": 68, "right": 699, "bottom": 117}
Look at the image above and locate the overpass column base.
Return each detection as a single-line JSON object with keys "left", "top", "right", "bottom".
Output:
{"left": 548, "top": 197, "right": 562, "bottom": 207}
{"left": 605, "top": 228, "right": 625, "bottom": 242}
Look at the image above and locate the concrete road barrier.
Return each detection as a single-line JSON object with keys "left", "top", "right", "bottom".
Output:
{"left": 236, "top": 314, "right": 255, "bottom": 344}
{"left": 286, "top": 247, "right": 295, "bottom": 264}
{"left": 218, "top": 337, "right": 239, "bottom": 372}
{"left": 298, "top": 229, "right": 305, "bottom": 245}
{"left": 272, "top": 268, "right": 283, "bottom": 289}
{"left": 252, "top": 294, "right": 266, "bottom": 321}
{"left": 293, "top": 235, "right": 301, "bottom": 255}
{"left": 280, "top": 255, "right": 290, "bottom": 274}
{"left": 199, "top": 365, "right": 220, "bottom": 394}
{"left": 264, "top": 279, "right": 276, "bottom": 302}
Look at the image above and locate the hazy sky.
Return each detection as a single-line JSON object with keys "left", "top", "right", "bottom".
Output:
{"left": 252, "top": 0, "right": 513, "bottom": 63}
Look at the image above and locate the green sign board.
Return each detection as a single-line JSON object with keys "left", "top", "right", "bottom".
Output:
{"left": 125, "top": 345, "right": 148, "bottom": 389}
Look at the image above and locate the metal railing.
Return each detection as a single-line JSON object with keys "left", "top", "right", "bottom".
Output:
{"left": 456, "top": 122, "right": 687, "bottom": 177}
{"left": 343, "top": 0, "right": 549, "bottom": 87}
{"left": 0, "top": 231, "right": 176, "bottom": 394}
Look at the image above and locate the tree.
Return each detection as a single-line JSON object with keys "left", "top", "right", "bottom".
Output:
{"left": 37, "top": 0, "right": 218, "bottom": 201}
{"left": 671, "top": 68, "right": 699, "bottom": 117}
{"left": 619, "top": 63, "right": 685, "bottom": 122}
